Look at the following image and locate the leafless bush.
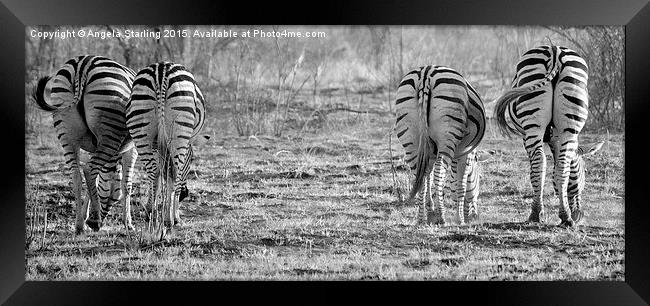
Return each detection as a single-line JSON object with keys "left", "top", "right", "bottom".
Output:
{"left": 270, "top": 26, "right": 310, "bottom": 137}
{"left": 227, "top": 40, "right": 277, "bottom": 136}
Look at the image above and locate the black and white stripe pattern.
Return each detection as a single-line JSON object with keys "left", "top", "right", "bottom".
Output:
{"left": 443, "top": 150, "right": 494, "bottom": 223}
{"left": 395, "top": 65, "right": 487, "bottom": 225}
{"left": 493, "top": 45, "right": 593, "bottom": 226}
{"left": 126, "top": 62, "right": 209, "bottom": 229}
{"left": 547, "top": 127, "right": 604, "bottom": 223}
{"left": 31, "top": 55, "right": 137, "bottom": 234}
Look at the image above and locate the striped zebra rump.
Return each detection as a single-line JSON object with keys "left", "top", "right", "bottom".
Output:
{"left": 493, "top": 46, "right": 563, "bottom": 138}
{"left": 126, "top": 62, "right": 208, "bottom": 229}
{"left": 394, "top": 65, "right": 487, "bottom": 225}
{"left": 31, "top": 55, "right": 137, "bottom": 234}
{"left": 492, "top": 45, "right": 596, "bottom": 226}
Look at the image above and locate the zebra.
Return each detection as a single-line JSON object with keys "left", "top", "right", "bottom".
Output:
{"left": 492, "top": 45, "right": 601, "bottom": 226}
{"left": 395, "top": 65, "right": 488, "bottom": 225}
{"left": 546, "top": 126, "right": 604, "bottom": 223}
{"left": 126, "top": 62, "right": 209, "bottom": 230}
{"left": 443, "top": 149, "right": 495, "bottom": 223}
{"left": 31, "top": 55, "right": 138, "bottom": 234}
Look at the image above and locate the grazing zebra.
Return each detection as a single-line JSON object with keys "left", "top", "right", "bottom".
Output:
{"left": 31, "top": 55, "right": 137, "bottom": 234}
{"left": 126, "top": 62, "right": 209, "bottom": 229}
{"left": 395, "top": 65, "right": 487, "bottom": 225}
{"left": 547, "top": 127, "right": 604, "bottom": 222}
{"left": 493, "top": 45, "right": 600, "bottom": 226}
{"left": 443, "top": 149, "right": 495, "bottom": 223}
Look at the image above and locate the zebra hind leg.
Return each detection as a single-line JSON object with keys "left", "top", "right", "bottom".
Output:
{"left": 451, "top": 157, "right": 469, "bottom": 225}
{"left": 173, "top": 184, "right": 184, "bottom": 227}
{"left": 554, "top": 136, "right": 579, "bottom": 227}
{"left": 415, "top": 174, "right": 430, "bottom": 225}
{"left": 85, "top": 154, "right": 117, "bottom": 231}
{"left": 525, "top": 138, "right": 547, "bottom": 223}
{"left": 74, "top": 162, "right": 90, "bottom": 235}
{"left": 83, "top": 167, "right": 102, "bottom": 232}
{"left": 427, "top": 156, "right": 449, "bottom": 226}
{"left": 61, "top": 143, "right": 89, "bottom": 234}
{"left": 162, "top": 171, "right": 176, "bottom": 230}
{"left": 568, "top": 158, "right": 584, "bottom": 224}
{"left": 553, "top": 162, "right": 583, "bottom": 224}
{"left": 173, "top": 189, "right": 183, "bottom": 227}
{"left": 121, "top": 148, "right": 138, "bottom": 231}
{"left": 570, "top": 194, "right": 583, "bottom": 224}
{"left": 466, "top": 205, "right": 479, "bottom": 224}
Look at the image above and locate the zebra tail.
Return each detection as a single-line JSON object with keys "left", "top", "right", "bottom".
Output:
{"left": 494, "top": 62, "right": 562, "bottom": 138}
{"left": 408, "top": 103, "right": 434, "bottom": 201}
{"left": 156, "top": 104, "right": 178, "bottom": 227}
{"left": 493, "top": 87, "right": 529, "bottom": 138}
{"left": 157, "top": 104, "right": 170, "bottom": 178}
{"left": 31, "top": 76, "right": 56, "bottom": 111}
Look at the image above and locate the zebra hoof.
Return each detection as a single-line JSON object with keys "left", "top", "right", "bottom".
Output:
{"left": 163, "top": 220, "right": 175, "bottom": 229}
{"left": 527, "top": 211, "right": 542, "bottom": 223}
{"left": 125, "top": 224, "right": 135, "bottom": 232}
{"left": 466, "top": 212, "right": 479, "bottom": 223}
{"left": 75, "top": 227, "right": 85, "bottom": 235}
{"left": 174, "top": 217, "right": 184, "bottom": 227}
{"left": 559, "top": 219, "right": 576, "bottom": 227}
{"left": 86, "top": 219, "right": 101, "bottom": 232}
{"left": 571, "top": 209, "right": 584, "bottom": 224}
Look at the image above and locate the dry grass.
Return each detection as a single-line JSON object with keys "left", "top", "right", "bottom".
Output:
{"left": 24, "top": 90, "right": 624, "bottom": 281}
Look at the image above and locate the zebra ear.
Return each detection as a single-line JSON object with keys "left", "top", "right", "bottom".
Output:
{"left": 476, "top": 150, "right": 495, "bottom": 162}
{"left": 191, "top": 134, "right": 211, "bottom": 147}
{"left": 578, "top": 140, "right": 605, "bottom": 157}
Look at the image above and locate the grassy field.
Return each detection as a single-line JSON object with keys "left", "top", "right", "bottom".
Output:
{"left": 24, "top": 89, "right": 624, "bottom": 281}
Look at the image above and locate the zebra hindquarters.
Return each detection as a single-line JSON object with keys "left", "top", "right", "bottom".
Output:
{"left": 552, "top": 74, "right": 588, "bottom": 227}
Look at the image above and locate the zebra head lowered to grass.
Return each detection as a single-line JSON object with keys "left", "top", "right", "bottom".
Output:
{"left": 31, "top": 55, "right": 138, "bottom": 234}
{"left": 547, "top": 127, "right": 604, "bottom": 223}
{"left": 493, "top": 45, "right": 601, "bottom": 227}
{"left": 395, "top": 65, "right": 488, "bottom": 226}
{"left": 443, "top": 149, "right": 495, "bottom": 223}
{"left": 126, "top": 62, "right": 210, "bottom": 231}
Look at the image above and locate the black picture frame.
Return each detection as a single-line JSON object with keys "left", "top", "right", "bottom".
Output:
{"left": 2, "top": 0, "right": 649, "bottom": 304}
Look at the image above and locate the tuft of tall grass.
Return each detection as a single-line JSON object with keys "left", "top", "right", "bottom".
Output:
{"left": 26, "top": 184, "right": 51, "bottom": 250}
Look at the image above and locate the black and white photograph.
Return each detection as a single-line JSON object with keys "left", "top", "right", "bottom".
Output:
{"left": 22, "top": 24, "right": 626, "bottom": 281}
